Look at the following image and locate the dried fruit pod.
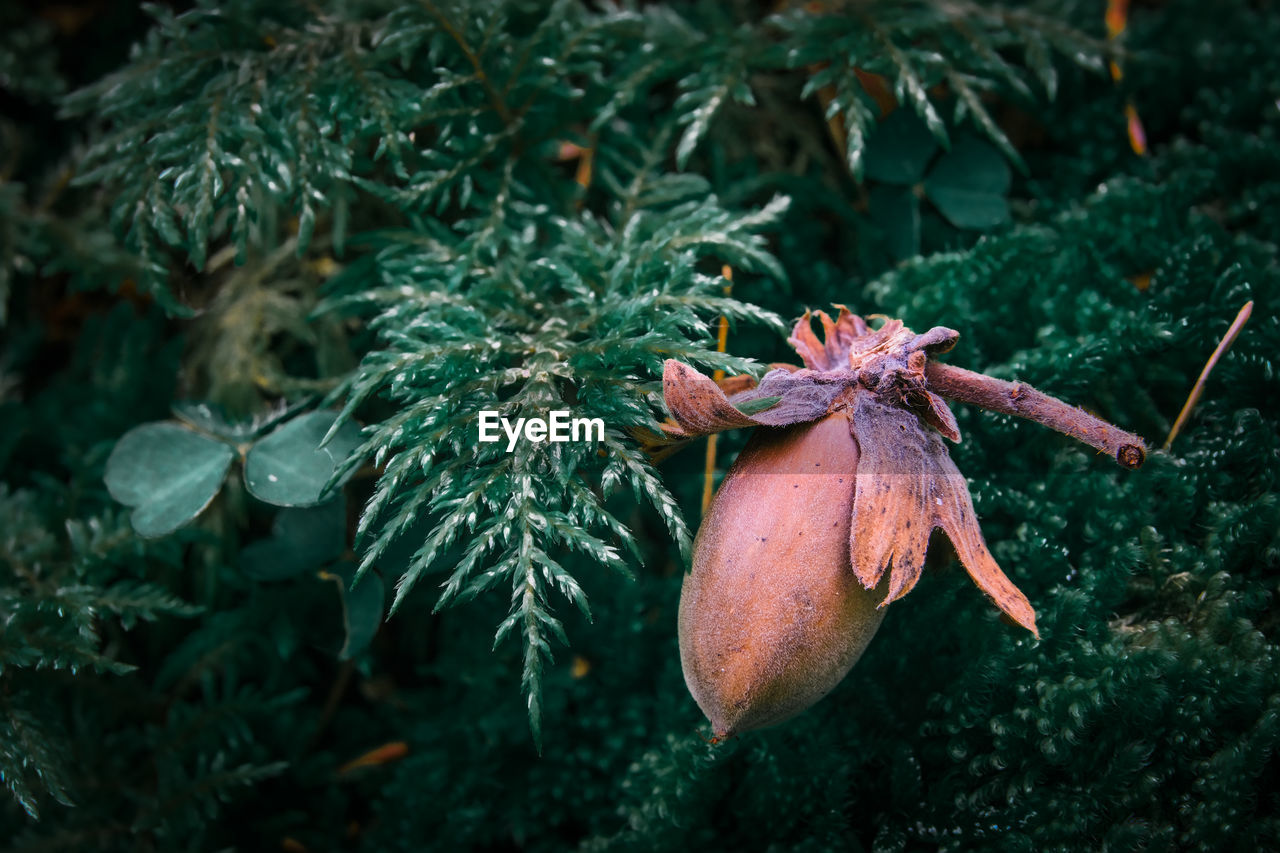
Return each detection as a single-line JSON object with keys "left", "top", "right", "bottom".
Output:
{"left": 659, "top": 307, "right": 1147, "bottom": 738}
{"left": 679, "top": 410, "right": 885, "bottom": 738}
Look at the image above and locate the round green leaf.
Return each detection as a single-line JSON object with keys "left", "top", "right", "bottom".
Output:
{"left": 243, "top": 411, "right": 363, "bottom": 507}
{"left": 241, "top": 498, "right": 347, "bottom": 581}
{"left": 104, "top": 422, "right": 235, "bottom": 537}
{"left": 322, "top": 564, "right": 385, "bottom": 660}
{"left": 864, "top": 108, "right": 939, "bottom": 186}
{"left": 923, "top": 135, "right": 1012, "bottom": 230}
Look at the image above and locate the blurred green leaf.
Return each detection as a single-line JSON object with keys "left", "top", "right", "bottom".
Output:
{"left": 864, "top": 108, "right": 938, "bottom": 186}
{"left": 240, "top": 499, "right": 347, "bottom": 581}
{"left": 173, "top": 400, "right": 309, "bottom": 443}
{"left": 322, "top": 563, "right": 385, "bottom": 660}
{"left": 924, "top": 134, "right": 1011, "bottom": 229}
{"left": 104, "top": 423, "right": 235, "bottom": 537}
{"left": 869, "top": 184, "right": 921, "bottom": 261}
{"left": 243, "top": 411, "right": 363, "bottom": 507}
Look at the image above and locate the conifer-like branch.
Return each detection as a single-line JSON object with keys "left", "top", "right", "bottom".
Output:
{"left": 0, "top": 490, "right": 200, "bottom": 818}
{"left": 777, "top": 0, "right": 1116, "bottom": 177}
{"left": 327, "top": 188, "right": 787, "bottom": 735}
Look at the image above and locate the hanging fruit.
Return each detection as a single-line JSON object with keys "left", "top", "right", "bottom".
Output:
{"left": 660, "top": 308, "right": 1146, "bottom": 739}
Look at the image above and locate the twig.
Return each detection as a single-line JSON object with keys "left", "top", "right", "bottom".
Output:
{"left": 925, "top": 362, "right": 1147, "bottom": 468}
{"left": 1163, "top": 300, "right": 1253, "bottom": 449}
{"left": 574, "top": 144, "right": 595, "bottom": 191}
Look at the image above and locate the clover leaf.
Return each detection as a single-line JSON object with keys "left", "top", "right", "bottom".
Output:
{"left": 864, "top": 107, "right": 939, "bottom": 186}
{"left": 924, "top": 134, "right": 1012, "bottom": 229}
{"left": 243, "top": 411, "right": 363, "bottom": 507}
{"left": 104, "top": 423, "right": 235, "bottom": 537}
{"left": 864, "top": 111, "right": 1012, "bottom": 259}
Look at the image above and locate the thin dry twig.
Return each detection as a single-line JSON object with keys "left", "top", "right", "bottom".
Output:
{"left": 574, "top": 144, "right": 594, "bottom": 190}
{"left": 1163, "top": 300, "right": 1253, "bottom": 449}
{"left": 924, "top": 362, "right": 1147, "bottom": 468}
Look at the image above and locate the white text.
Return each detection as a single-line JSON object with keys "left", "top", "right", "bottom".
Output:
{"left": 478, "top": 410, "right": 605, "bottom": 452}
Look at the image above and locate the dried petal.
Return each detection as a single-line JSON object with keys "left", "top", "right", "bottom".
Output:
{"left": 933, "top": 470, "right": 1039, "bottom": 637}
{"left": 662, "top": 360, "right": 759, "bottom": 436}
{"left": 849, "top": 392, "right": 1038, "bottom": 636}
{"left": 717, "top": 373, "right": 759, "bottom": 396}
{"left": 909, "top": 326, "right": 960, "bottom": 355}
{"left": 660, "top": 360, "right": 848, "bottom": 441}
{"left": 731, "top": 369, "right": 853, "bottom": 427}
{"left": 847, "top": 394, "right": 936, "bottom": 597}
{"left": 917, "top": 390, "right": 961, "bottom": 442}
{"left": 788, "top": 307, "right": 868, "bottom": 371}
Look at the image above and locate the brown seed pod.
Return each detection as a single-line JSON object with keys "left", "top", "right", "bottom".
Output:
{"left": 680, "top": 411, "right": 886, "bottom": 738}
{"left": 660, "top": 307, "right": 1147, "bottom": 738}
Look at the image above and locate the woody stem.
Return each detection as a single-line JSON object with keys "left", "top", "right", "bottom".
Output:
{"left": 924, "top": 362, "right": 1147, "bottom": 469}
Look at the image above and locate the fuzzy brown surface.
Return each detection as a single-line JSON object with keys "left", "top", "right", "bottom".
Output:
{"left": 679, "top": 412, "right": 886, "bottom": 737}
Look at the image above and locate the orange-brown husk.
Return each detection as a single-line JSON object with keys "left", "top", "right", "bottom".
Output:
{"left": 678, "top": 411, "right": 885, "bottom": 738}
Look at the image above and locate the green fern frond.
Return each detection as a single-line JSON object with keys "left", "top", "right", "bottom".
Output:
{"left": 0, "top": 704, "right": 74, "bottom": 820}
{"left": 0, "top": 487, "right": 201, "bottom": 816}
{"left": 777, "top": 0, "right": 1115, "bottom": 177}
{"left": 329, "top": 189, "right": 786, "bottom": 735}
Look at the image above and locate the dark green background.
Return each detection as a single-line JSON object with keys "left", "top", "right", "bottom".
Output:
{"left": 2, "top": 1, "right": 1277, "bottom": 850}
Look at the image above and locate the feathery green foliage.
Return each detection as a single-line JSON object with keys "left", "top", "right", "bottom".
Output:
{"left": 0, "top": 486, "right": 199, "bottom": 818}
{"left": 330, "top": 188, "right": 788, "bottom": 742}
{"left": 777, "top": 0, "right": 1113, "bottom": 175}
{"left": 3, "top": 0, "right": 1279, "bottom": 848}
